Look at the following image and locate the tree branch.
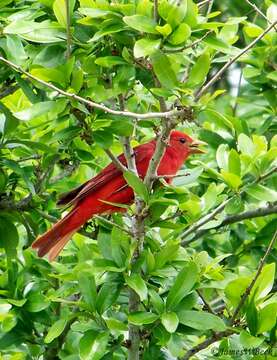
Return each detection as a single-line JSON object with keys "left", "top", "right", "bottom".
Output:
{"left": 245, "top": 0, "right": 277, "bottom": 30}
{"left": 0, "top": 84, "right": 19, "bottom": 99}
{"left": 181, "top": 166, "right": 277, "bottom": 245}
{"left": 184, "top": 203, "right": 277, "bottom": 244}
{"left": 197, "top": 0, "right": 213, "bottom": 8}
{"left": 230, "top": 229, "right": 277, "bottom": 324}
{"left": 118, "top": 95, "right": 138, "bottom": 175}
{"left": 164, "top": 30, "right": 213, "bottom": 53}
{"left": 0, "top": 56, "right": 186, "bottom": 120}
{"left": 181, "top": 198, "right": 231, "bottom": 242}
{"left": 49, "top": 160, "right": 80, "bottom": 184}
{"left": 196, "top": 289, "right": 216, "bottom": 315}
{"left": 195, "top": 20, "right": 277, "bottom": 100}
{"left": 181, "top": 329, "right": 236, "bottom": 360}
{"left": 104, "top": 149, "right": 128, "bottom": 173}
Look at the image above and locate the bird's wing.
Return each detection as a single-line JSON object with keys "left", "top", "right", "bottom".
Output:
{"left": 57, "top": 141, "right": 155, "bottom": 207}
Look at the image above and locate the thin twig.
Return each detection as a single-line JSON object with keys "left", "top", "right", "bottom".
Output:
{"left": 197, "top": 0, "right": 212, "bottom": 8}
{"left": 154, "top": 172, "right": 190, "bottom": 179}
{"left": 104, "top": 149, "right": 127, "bottom": 173}
{"left": 245, "top": 0, "right": 277, "bottom": 30}
{"left": 188, "top": 203, "right": 277, "bottom": 243}
{"left": 197, "top": 289, "right": 216, "bottom": 315}
{"left": 164, "top": 30, "right": 213, "bottom": 53}
{"left": 195, "top": 20, "right": 277, "bottom": 100}
{"left": 181, "top": 166, "right": 277, "bottom": 245}
{"left": 0, "top": 84, "right": 19, "bottom": 99}
{"left": 206, "top": 0, "right": 214, "bottom": 16}
{"left": 181, "top": 198, "right": 231, "bottom": 242}
{"left": 230, "top": 229, "right": 277, "bottom": 324}
{"left": 50, "top": 161, "right": 80, "bottom": 184}
{"left": 118, "top": 95, "right": 138, "bottom": 175}
{"left": 0, "top": 56, "right": 185, "bottom": 120}
{"left": 181, "top": 330, "right": 236, "bottom": 360}
{"left": 94, "top": 215, "right": 132, "bottom": 236}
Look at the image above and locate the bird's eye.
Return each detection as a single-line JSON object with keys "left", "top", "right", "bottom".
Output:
{"left": 179, "top": 138, "right": 186, "bottom": 144}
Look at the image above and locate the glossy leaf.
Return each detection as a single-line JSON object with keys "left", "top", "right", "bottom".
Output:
{"left": 178, "top": 310, "right": 226, "bottom": 331}
{"left": 125, "top": 273, "right": 148, "bottom": 301}
{"left": 150, "top": 50, "right": 178, "bottom": 89}
{"left": 166, "top": 262, "right": 198, "bottom": 310}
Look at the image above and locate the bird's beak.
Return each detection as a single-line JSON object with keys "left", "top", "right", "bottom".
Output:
{"left": 189, "top": 139, "right": 207, "bottom": 154}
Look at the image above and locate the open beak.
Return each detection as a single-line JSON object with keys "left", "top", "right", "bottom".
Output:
{"left": 189, "top": 139, "right": 207, "bottom": 154}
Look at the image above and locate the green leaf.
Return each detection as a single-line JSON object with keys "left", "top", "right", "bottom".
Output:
{"left": 80, "top": 331, "right": 109, "bottom": 360}
{"left": 4, "top": 20, "right": 66, "bottom": 43}
{"left": 149, "top": 289, "right": 164, "bottom": 314}
{"left": 221, "top": 169, "right": 242, "bottom": 190}
{"left": 13, "top": 101, "right": 56, "bottom": 121}
{"left": 257, "top": 303, "right": 277, "bottom": 334}
{"left": 123, "top": 171, "right": 149, "bottom": 202}
{"left": 267, "top": 3, "right": 277, "bottom": 23}
{"left": 199, "top": 129, "right": 227, "bottom": 148}
{"left": 155, "top": 24, "right": 172, "bottom": 37}
{"left": 178, "top": 310, "right": 226, "bottom": 331}
{"left": 167, "top": 0, "right": 187, "bottom": 29}
{"left": 0, "top": 102, "right": 19, "bottom": 136}
{"left": 267, "top": 70, "right": 277, "bottom": 82}
{"left": 228, "top": 149, "right": 241, "bottom": 176}
{"left": 238, "top": 134, "right": 255, "bottom": 155}
{"left": 53, "top": 0, "right": 76, "bottom": 27}
{"left": 203, "top": 35, "right": 231, "bottom": 53}
{"left": 93, "top": 130, "right": 113, "bottom": 149}
{"left": 186, "top": 51, "right": 210, "bottom": 87}
{"left": 225, "top": 277, "right": 251, "bottom": 307}
{"left": 0, "top": 217, "right": 18, "bottom": 257}
{"left": 79, "top": 7, "right": 113, "bottom": 18}
{"left": 96, "top": 281, "right": 121, "bottom": 314}
{"left": 123, "top": 15, "right": 158, "bottom": 34}
{"left": 134, "top": 38, "right": 161, "bottom": 58}
{"left": 240, "top": 330, "right": 264, "bottom": 348}
{"left": 128, "top": 311, "right": 159, "bottom": 325}
{"left": 125, "top": 273, "right": 148, "bottom": 301}
{"left": 246, "top": 184, "right": 277, "bottom": 202}
{"left": 251, "top": 263, "right": 275, "bottom": 301}
{"left": 2, "top": 159, "right": 35, "bottom": 194}
{"left": 111, "top": 227, "right": 127, "bottom": 267}
{"left": 2, "top": 35, "right": 27, "bottom": 66}
{"left": 246, "top": 299, "right": 258, "bottom": 335}
{"left": 95, "top": 56, "right": 127, "bottom": 68}
{"left": 161, "top": 312, "right": 179, "bottom": 333}
{"left": 168, "top": 23, "right": 191, "bottom": 45}
{"left": 244, "top": 24, "right": 263, "bottom": 38}
{"left": 45, "top": 319, "right": 67, "bottom": 343}
{"left": 105, "top": 318, "right": 128, "bottom": 331}
{"left": 150, "top": 50, "right": 178, "bottom": 89}
{"left": 166, "top": 262, "right": 198, "bottom": 310}
{"left": 155, "top": 243, "right": 179, "bottom": 269}
{"left": 216, "top": 144, "right": 229, "bottom": 171}
{"left": 78, "top": 273, "right": 97, "bottom": 312}
{"left": 25, "top": 293, "right": 50, "bottom": 312}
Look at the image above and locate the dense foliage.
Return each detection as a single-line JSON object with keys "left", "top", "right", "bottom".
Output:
{"left": 0, "top": 0, "right": 276, "bottom": 359}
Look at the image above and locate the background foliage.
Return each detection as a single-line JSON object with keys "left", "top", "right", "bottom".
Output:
{"left": 0, "top": 0, "right": 276, "bottom": 359}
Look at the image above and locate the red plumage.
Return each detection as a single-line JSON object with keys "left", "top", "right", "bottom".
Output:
{"left": 32, "top": 130, "right": 204, "bottom": 261}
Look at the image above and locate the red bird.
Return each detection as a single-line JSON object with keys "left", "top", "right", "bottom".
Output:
{"left": 32, "top": 130, "right": 205, "bottom": 260}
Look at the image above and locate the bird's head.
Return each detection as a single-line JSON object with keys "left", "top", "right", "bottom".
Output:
{"left": 169, "top": 130, "right": 206, "bottom": 157}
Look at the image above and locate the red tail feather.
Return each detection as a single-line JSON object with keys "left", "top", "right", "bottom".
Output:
{"left": 32, "top": 208, "right": 81, "bottom": 261}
